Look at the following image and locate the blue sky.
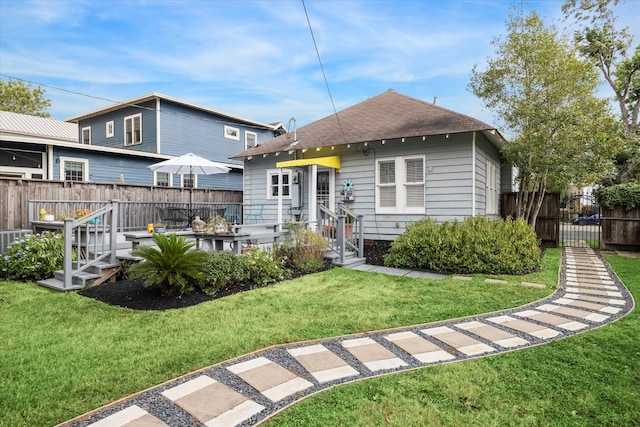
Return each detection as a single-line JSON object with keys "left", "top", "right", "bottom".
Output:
{"left": 1, "top": 0, "right": 638, "bottom": 130}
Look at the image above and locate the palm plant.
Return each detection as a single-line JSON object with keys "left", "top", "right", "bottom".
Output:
{"left": 129, "top": 233, "right": 208, "bottom": 296}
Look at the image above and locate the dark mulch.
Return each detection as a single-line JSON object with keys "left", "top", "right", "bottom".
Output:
{"left": 78, "top": 262, "right": 333, "bottom": 311}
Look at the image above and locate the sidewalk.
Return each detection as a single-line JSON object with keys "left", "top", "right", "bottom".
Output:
{"left": 58, "top": 248, "right": 634, "bottom": 427}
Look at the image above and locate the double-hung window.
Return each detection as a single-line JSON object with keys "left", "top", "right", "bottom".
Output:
{"left": 81, "top": 126, "right": 91, "bottom": 145}
{"left": 486, "top": 160, "right": 498, "bottom": 214}
{"left": 375, "top": 155, "right": 425, "bottom": 214}
{"left": 155, "top": 171, "right": 171, "bottom": 187}
{"left": 267, "top": 169, "right": 291, "bottom": 199}
{"left": 245, "top": 131, "right": 257, "bottom": 149}
{"left": 124, "top": 113, "right": 142, "bottom": 146}
{"left": 106, "top": 120, "right": 114, "bottom": 138}
{"left": 59, "top": 156, "right": 88, "bottom": 182}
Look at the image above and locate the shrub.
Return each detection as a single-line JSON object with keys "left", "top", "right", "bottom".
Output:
{"left": 199, "top": 250, "right": 249, "bottom": 295}
{"left": 595, "top": 182, "right": 640, "bottom": 210}
{"left": 0, "top": 232, "right": 65, "bottom": 281}
{"left": 240, "top": 246, "right": 290, "bottom": 285}
{"left": 290, "top": 229, "right": 327, "bottom": 272}
{"left": 384, "top": 216, "right": 541, "bottom": 275}
{"left": 128, "top": 233, "right": 208, "bottom": 296}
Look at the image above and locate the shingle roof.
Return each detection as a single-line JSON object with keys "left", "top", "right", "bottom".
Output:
{"left": 0, "top": 110, "right": 77, "bottom": 142}
{"left": 231, "top": 89, "right": 502, "bottom": 158}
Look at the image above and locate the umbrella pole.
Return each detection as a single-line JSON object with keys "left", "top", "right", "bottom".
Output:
{"left": 189, "top": 165, "right": 193, "bottom": 226}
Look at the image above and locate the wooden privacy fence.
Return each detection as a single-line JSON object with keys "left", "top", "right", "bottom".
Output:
{"left": 601, "top": 206, "right": 640, "bottom": 250}
{"left": 501, "top": 192, "right": 560, "bottom": 248}
{"left": 0, "top": 178, "right": 242, "bottom": 230}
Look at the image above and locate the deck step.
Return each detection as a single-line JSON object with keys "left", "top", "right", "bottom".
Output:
{"left": 37, "top": 278, "right": 84, "bottom": 291}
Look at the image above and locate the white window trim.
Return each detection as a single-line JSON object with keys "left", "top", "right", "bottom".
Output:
{"left": 486, "top": 160, "right": 498, "bottom": 214}
{"left": 180, "top": 173, "right": 197, "bottom": 189}
{"left": 224, "top": 125, "right": 240, "bottom": 140}
{"left": 245, "top": 131, "right": 258, "bottom": 149}
{"left": 81, "top": 126, "right": 91, "bottom": 145}
{"left": 154, "top": 171, "right": 173, "bottom": 187}
{"left": 267, "top": 168, "right": 292, "bottom": 200}
{"left": 375, "top": 155, "right": 425, "bottom": 214}
{"left": 124, "top": 113, "right": 142, "bottom": 146}
{"left": 59, "top": 156, "right": 89, "bottom": 182}
{"left": 106, "top": 120, "right": 114, "bottom": 138}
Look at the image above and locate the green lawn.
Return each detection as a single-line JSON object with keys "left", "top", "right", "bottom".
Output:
{"left": 266, "top": 253, "right": 640, "bottom": 427}
{"left": 0, "top": 248, "right": 565, "bottom": 426}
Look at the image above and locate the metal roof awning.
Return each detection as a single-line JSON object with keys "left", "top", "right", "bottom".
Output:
{"left": 276, "top": 155, "right": 341, "bottom": 169}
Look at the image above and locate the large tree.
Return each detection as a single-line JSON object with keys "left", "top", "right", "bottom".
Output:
{"left": 562, "top": 0, "right": 640, "bottom": 183}
{"left": 0, "top": 78, "right": 51, "bottom": 117}
{"left": 470, "top": 9, "right": 622, "bottom": 227}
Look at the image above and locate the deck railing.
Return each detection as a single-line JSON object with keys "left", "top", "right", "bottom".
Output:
{"left": 318, "top": 204, "right": 363, "bottom": 264}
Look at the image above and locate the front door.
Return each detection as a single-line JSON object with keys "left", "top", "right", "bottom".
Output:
{"left": 316, "top": 168, "right": 335, "bottom": 211}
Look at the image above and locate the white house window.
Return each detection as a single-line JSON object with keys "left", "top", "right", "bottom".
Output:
{"left": 375, "top": 155, "right": 425, "bottom": 214}
{"left": 106, "top": 120, "right": 114, "bottom": 138}
{"left": 486, "top": 160, "right": 498, "bottom": 214}
{"left": 124, "top": 113, "right": 142, "bottom": 146}
{"left": 245, "top": 131, "right": 257, "bottom": 149}
{"left": 81, "top": 126, "right": 91, "bottom": 145}
{"left": 224, "top": 125, "right": 239, "bottom": 140}
{"left": 59, "top": 156, "right": 88, "bottom": 182}
{"left": 155, "top": 171, "right": 171, "bottom": 187}
{"left": 181, "top": 173, "right": 196, "bottom": 189}
{"left": 267, "top": 169, "right": 291, "bottom": 199}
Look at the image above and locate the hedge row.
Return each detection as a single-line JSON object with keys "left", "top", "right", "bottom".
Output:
{"left": 384, "top": 216, "right": 541, "bottom": 275}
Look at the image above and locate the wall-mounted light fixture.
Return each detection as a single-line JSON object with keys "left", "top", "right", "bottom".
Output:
{"left": 381, "top": 140, "right": 386, "bottom": 145}
{"left": 422, "top": 136, "right": 426, "bottom": 141}
{"left": 401, "top": 138, "right": 405, "bottom": 143}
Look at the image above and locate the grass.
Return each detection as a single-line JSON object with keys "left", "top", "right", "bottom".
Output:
{"left": 266, "top": 253, "right": 640, "bottom": 427}
{"left": 0, "top": 251, "right": 557, "bottom": 427}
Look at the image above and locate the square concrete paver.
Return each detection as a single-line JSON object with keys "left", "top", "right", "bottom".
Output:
{"left": 487, "top": 315, "right": 561, "bottom": 339}
{"left": 421, "top": 326, "right": 495, "bottom": 356}
{"left": 287, "top": 344, "right": 359, "bottom": 383}
{"left": 160, "top": 375, "right": 264, "bottom": 427}
{"left": 88, "top": 405, "right": 168, "bottom": 427}
{"left": 563, "top": 293, "right": 626, "bottom": 306}
{"left": 227, "top": 357, "right": 313, "bottom": 402}
{"left": 341, "top": 337, "right": 408, "bottom": 371}
{"left": 384, "top": 331, "right": 455, "bottom": 364}
{"left": 514, "top": 310, "right": 588, "bottom": 331}
{"left": 536, "top": 303, "right": 609, "bottom": 323}
{"left": 455, "top": 321, "right": 529, "bottom": 348}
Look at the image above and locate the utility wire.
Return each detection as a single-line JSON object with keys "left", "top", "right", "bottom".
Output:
{"left": 301, "top": 0, "right": 349, "bottom": 145}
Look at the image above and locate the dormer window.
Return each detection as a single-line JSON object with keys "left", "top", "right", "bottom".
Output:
{"left": 245, "top": 131, "right": 257, "bottom": 149}
{"left": 81, "top": 126, "right": 91, "bottom": 145}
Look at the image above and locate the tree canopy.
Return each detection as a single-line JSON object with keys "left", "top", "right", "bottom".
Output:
{"left": 562, "top": 0, "right": 640, "bottom": 183}
{"left": 469, "top": 8, "right": 622, "bottom": 226}
{"left": 0, "top": 78, "right": 51, "bottom": 117}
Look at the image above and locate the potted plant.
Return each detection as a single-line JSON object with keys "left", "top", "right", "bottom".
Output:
{"left": 154, "top": 223, "right": 166, "bottom": 233}
{"left": 344, "top": 213, "right": 354, "bottom": 238}
{"left": 204, "top": 215, "right": 228, "bottom": 234}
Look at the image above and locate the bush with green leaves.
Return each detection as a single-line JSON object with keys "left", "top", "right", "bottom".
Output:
{"left": 198, "top": 250, "right": 249, "bottom": 295}
{"left": 128, "top": 233, "right": 208, "bottom": 296}
{"left": 0, "top": 232, "right": 65, "bottom": 281}
{"left": 240, "top": 246, "right": 289, "bottom": 285}
{"left": 595, "top": 182, "right": 640, "bottom": 210}
{"left": 384, "top": 216, "right": 541, "bottom": 275}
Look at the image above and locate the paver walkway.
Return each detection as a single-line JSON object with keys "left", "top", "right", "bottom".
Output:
{"left": 58, "top": 248, "right": 634, "bottom": 427}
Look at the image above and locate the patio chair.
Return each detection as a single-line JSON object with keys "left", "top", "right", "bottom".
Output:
{"left": 222, "top": 204, "right": 241, "bottom": 224}
{"left": 245, "top": 204, "right": 264, "bottom": 223}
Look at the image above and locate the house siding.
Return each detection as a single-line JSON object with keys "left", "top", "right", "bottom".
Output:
{"left": 474, "top": 133, "right": 502, "bottom": 219}
{"left": 77, "top": 101, "right": 158, "bottom": 153}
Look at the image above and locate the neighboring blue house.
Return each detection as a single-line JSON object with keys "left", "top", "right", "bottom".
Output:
{"left": 1, "top": 94, "right": 283, "bottom": 191}
{"left": 65, "top": 93, "right": 284, "bottom": 190}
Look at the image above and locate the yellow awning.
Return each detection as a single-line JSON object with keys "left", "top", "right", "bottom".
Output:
{"left": 276, "top": 155, "right": 341, "bottom": 169}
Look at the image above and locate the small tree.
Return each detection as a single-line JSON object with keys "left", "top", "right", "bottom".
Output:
{"left": 0, "top": 78, "right": 52, "bottom": 117}
{"left": 469, "top": 8, "right": 622, "bottom": 227}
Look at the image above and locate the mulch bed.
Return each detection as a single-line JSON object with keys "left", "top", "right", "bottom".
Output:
{"left": 79, "top": 262, "right": 333, "bottom": 311}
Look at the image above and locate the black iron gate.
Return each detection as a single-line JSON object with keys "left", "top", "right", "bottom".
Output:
{"left": 560, "top": 190, "right": 602, "bottom": 249}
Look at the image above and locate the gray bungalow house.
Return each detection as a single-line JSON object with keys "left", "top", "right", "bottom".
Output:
{"left": 231, "top": 89, "right": 513, "bottom": 241}
{"left": 1, "top": 94, "right": 284, "bottom": 190}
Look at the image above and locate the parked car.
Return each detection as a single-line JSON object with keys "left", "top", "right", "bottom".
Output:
{"left": 572, "top": 214, "right": 601, "bottom": 225}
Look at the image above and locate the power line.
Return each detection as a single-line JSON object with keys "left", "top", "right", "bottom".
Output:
{"left": 301, "top": 0, "right": 349, "bottom": 145}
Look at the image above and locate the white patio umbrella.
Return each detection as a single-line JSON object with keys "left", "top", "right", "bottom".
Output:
{"left": 148, "top": 153, "right": 231, "bottom": 222}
